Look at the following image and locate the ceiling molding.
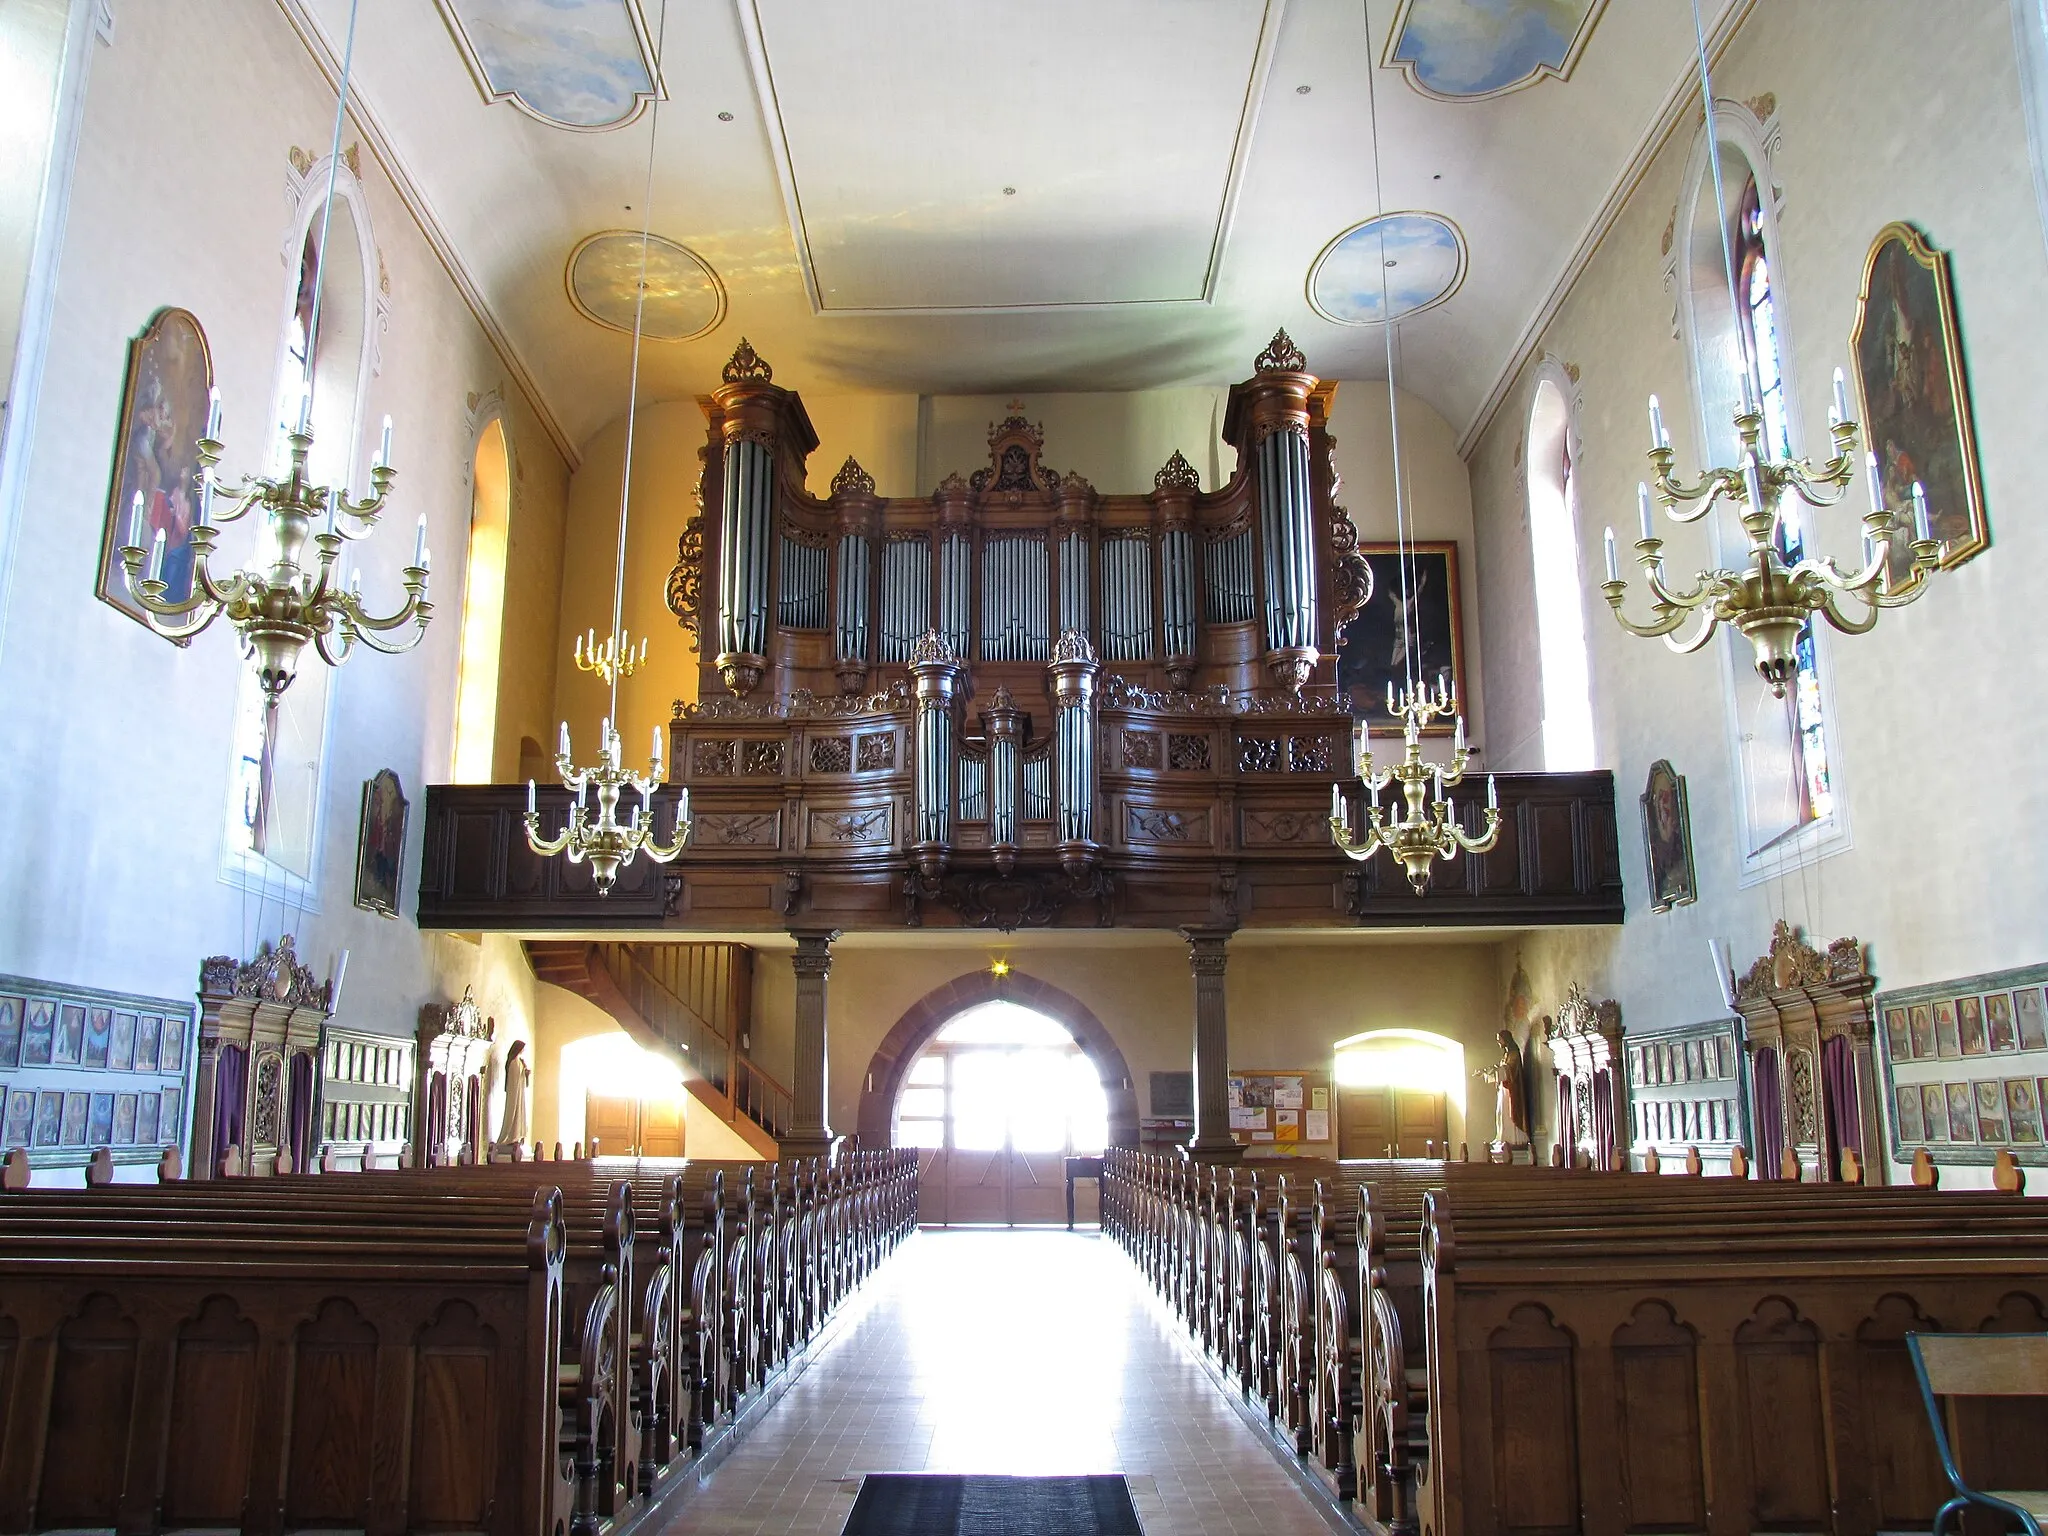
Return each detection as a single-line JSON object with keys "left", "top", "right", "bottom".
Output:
{"left": 733, "top": 0, "right": 1287, "bottom": 316}
{"left": 271, "top": 0, "right": 580, "bottom": 470}
{"left": 1454, "top": 0, "right": 1757, "bottom": 462}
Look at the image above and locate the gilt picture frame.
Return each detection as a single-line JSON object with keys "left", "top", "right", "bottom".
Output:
{"left": 97, "top": 308, "right": 214, "bottom": 639}
{"left": 1849, "top": 222, "right": 1987, "bottom": 577}
{"left": 353, "top": 769, "right": 408, "bottom": 918}
{"left": 1338, "top": 541, "right": 1466, "bottom": 735}
{"left": 1640, "top": 758, "right": 1697, "bottom": 913}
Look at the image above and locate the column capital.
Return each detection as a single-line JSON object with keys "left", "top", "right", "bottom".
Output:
{"left": 789, "top": 928, "right": 840, "bottom": 979}
{"left": 1179, "top": 926, "right": 1235, "bottom": 975}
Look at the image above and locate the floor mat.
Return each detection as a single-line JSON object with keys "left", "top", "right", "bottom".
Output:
{"left": 842, "top": 1474, "right": 1144, "bottom": 1535}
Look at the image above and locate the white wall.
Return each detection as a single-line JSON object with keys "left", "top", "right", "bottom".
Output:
{"left": 0, "top": 0, "right": 567, "bottom": 1063}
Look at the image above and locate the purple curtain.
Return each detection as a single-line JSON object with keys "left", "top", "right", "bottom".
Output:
{"left": 1556, "top": 1074, "right": 1574, "bottom": 1165}
{"left": 1592, "top": 1068, "right": 1615, "bottom": 1172}
{"left": 213, "top": 1043, "right": 248, "bottom": 1165}
{"left": 426, "top": 1073, "right": 448, "bottom": 1165}
{"left": 1753, "top": 1046, "right": 1783, "bottom": 1179}
{"left": 1820, "top": 1035, "right": 1862, "bottom": 1177}
{"left": 287, "top": 1050, "right": 316, "bottom": 1171}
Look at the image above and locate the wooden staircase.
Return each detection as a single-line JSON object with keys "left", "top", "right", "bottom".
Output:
{"left": 524, "top": 940, "right": 790, "bottom": 1157}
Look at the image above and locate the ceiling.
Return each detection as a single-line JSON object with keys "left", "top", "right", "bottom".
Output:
{"left": 289, "top": 0, "right": 1743, "bottom": 461}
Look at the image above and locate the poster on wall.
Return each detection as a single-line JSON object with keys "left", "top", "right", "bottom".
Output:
{"left": 96, "top": 308, "right": 214, "bottom": 638}
{"left": 1336, "top": 543, "right": 1465, "bottom": 734}
{"left": 1850, "top": 222, "right": 1988, "bottom": 580}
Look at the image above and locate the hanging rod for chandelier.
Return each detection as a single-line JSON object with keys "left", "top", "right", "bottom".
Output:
{"left": 118, "top": 0, "right": 427, "bottom": 702}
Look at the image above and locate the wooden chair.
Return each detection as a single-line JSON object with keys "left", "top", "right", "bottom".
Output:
{"left": 1907, "top": 1331, "right": 2048, "bottom": 1535}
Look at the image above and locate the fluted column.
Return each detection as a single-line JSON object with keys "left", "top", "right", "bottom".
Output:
{"left": 983, "top": 685, "right": 1022, "bottom": 875}
{"left": 1182, "top": 927, "right": 1243, "bottom": 1164}
{"left": 909, "top": 631, "right": 964, "bottom": 878}
{"left": 783, "top": 928, "right": 840, "bottom": 1161}
{"left": 1048, "top": 629, "right": 1101, "bottom": 875}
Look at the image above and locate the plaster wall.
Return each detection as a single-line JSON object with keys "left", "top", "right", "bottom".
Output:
{"left": 0, "top": 0, "right": 569, "bottom": 1069}
{"left": 1464, "top": 1, "right": 2048, "bottom": 1184}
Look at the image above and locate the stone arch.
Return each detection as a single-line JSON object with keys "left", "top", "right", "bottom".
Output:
{"left": 856, "top": 969, "right": 1140, "bottom": 1149}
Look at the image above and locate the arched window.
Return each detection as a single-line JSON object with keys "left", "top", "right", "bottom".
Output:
{"left": 1675, "top": 115, "right": 1842, "bottom": 878}
{"left": 1332, "top": 1029, "right": 1464, "bottom": 1157}
{"left": 452, "top": 417, "right": 510, "bottom": 782}
{"left": 893, "top": 1002, "right": 1107, "bottom": 1155}
{"left": 1526, "top": 375, "right": 1595, "bottom": 770}
{"left": 223, "top": 162, "right": 377, "bottom": 900}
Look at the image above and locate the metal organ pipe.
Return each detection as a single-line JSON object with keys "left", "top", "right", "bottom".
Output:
{"left": 1255, "top": 424, "right": 1318, "bottom": 690}
{"left": 777, "top": 534, "right": 828, "bottom": 629}
{"left": 1047, "top": 629, "right": 1100, "bottom": 874}
{"left": 1161, "top": 524, "right": 1196, "bottom": 660}
{"left": 1059, "top": 529, "right": 1090, "bottom": 641}
{"left": 1204, "top": 526, "right": 1256, "bottom": 624}
{"left": 983, "top": 687, "right": 1022, "bottom": 873}
{"left": 909, "top": 632, "right": 963, "bottom": 878}
{"left": 978, "top": 535, "right": 1050, "bottom": 662}
{"left": 1101, "top": 533, "right": 1154, "bottom": 661}
{"left": 717, "top": 438, "right": 774, "bottom": 663}
{"left": 834, "top": 529, "right": 871, "bottom": 666}
{"left": 939, "top": 533, "right": 972, "bottom": 657}
{"left": 879, "top": 536, "right": 930, "bottom": 663}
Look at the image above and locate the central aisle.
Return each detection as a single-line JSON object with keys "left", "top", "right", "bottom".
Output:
{"left": 664, "top": 1228, "right": 1346, "bottom": 1535}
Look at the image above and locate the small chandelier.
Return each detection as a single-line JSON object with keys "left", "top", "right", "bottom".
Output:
{"left": 1601, "top": 381, "right": 1940, "bottom": 696}
{"left": 119, "top": 404, "right": 428, "bottom": 698}
{"left": 525, "top": 718, "right": 689, "bottom": 895}
{"left": 1330, "top": 677, "right": 1500, "bottom": 894}
{"left": 574, "top": 625, "right": 647, "bottom": 685}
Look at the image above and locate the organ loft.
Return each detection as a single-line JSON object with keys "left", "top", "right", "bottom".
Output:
{"left": 4, "top": 3, "right": 2048, "bottom": 1536}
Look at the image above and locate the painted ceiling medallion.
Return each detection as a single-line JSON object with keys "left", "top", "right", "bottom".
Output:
{"left": 1382, "top": 0, "right": 1606, "bottom": 102}
{"left": 566, "top": 232, "right": 726, "bottom": 342}
{"left": 438, "top": 0, "right": 662, "bottom": 130}
{"left": 1307, "top": 212, "right": 1466, "bottom": 326}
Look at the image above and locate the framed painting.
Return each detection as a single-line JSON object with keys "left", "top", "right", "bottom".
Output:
{"left": 1639, "top": 759, "right": 1696, "bottom": 913}
{"left": 1337, "top": 541, "right": 1466, "bottom": 734}
{"left": 97, "top": 308, "right": 214, "bottom": 637}
{"left": 354, "top": 769, "right": 409, "bottom": 917}
{"left": 1850, "top": 222, "right": 1987, "bottom": 576}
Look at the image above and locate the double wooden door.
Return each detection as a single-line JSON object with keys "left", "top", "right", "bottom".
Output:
{"left": 584, "top": 1092, "right": 684, "bottom": 1157}
{"left": 1337, "top": 1085, "right": 1449, "bottom": 1158}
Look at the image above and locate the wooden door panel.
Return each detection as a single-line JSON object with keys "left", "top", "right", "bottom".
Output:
{"left": 1395, "top": 1091, "right": 1448, "bottom": 1157}
{"left": 1338, "top": 1086, "right": 1394, "bottom": 1158}
{"left": 1009, "top": 1151, "right": 1066, "bottom": 1226}
{"left": 946, "top": 1150, "right": 1007, "bottom": 1225}
{"left": 641, "top": 1096, "right": 684, "bottom": 1157}
{"left": 585, "top": 1092, "right": 639, "bottom": 1156}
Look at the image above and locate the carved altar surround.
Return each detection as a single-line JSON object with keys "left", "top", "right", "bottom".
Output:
{"left": 1735, "top": 920, "right": 1884, "bottom": 1184}
{"left": 415, "top": 987, "right": 494, "bottom": 1167}
{"left": 193, "top": 937, "right": 331, "bottom": 1179}
{"left": 1545, "top": 983, "right": 1625, "bottom": 1169}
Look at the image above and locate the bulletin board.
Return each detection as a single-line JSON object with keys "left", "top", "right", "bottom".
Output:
{"left": 1226, "top": 1069, "right": 1335, "bottom": 1157}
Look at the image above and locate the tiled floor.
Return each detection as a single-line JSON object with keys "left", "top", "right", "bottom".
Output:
{"left": 662, "top": 1228, "right": 1346, "bottom": 1535}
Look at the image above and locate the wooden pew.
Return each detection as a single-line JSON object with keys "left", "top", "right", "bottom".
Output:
{"left": 0, "top": 1183, "right": 565, "bottom": 1536}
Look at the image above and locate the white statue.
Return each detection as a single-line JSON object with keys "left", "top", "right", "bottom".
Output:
{"left": 494, "top": 1039, "right": 530, "bottom": 1149}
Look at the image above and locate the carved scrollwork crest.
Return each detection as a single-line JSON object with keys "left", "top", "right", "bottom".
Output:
{"left": 1735, "top": 919, "right": 1868, "bottom": 1003}
{"left": 1549, "top": 981, "right": 1621, "bottom": 1042}
{"left": 1153, "top": 449, "right": 1201, "bottom": 493}
{"left": 721, "top": 337, "right": 772, "bottom": 383}
{"left": 198, "top": 934, "right": 331, "bottom": 1009}
{"left": 1050, "top": 628, "right": 1098, "bottom": 665}
{"left": 830, "top": 455, "right": 876, "bottom": 497}
{"left": 1255, "top": 328, "right": 1308, "bottom": 374}
{"left": 909, "top": 630, "right": 958, "bottom": 666}
{"left": 665, "top": 515, "right": 704, "bottom": 651}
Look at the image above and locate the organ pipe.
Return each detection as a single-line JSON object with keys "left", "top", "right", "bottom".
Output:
{"left": 1161, "top": 524, "right": 1196, "bottom": 671}
{"left": 716, "top": 436, "right": 775, "bottom": 694}
{"left": 909, "top": 631, "right": 964, "bottom": 878}
{"left": 1255, "top": 425, "right": 1318, "bottom": 691}
{"left": 939, "top": 533, "right": 973, "bottom": 658}
{"left": 1204, "top": 526, "right": 1256, "bottom": 625}
{"left": 834, "top": 529, "right": 871, "bottom": 672}
{"left": 983, "top": 687, "right": 1023, "bottom": 874}
{"left": 1101, "top": 533, "right": 1155, "bottom": 662}
{"left": 979, "top": 535, "right": 1050, "bottom": 662}
{"left": 1059, "top": 529, "right": 1091, "bottom": 641}
{"left": 777, "top": 534, "right": 828, "bottom": 630}
{"left": 1047, "top": 629, "right": 1100, "bottom": 874}
{"left": 879, "top": 536, "right": 931, "bottom": 663}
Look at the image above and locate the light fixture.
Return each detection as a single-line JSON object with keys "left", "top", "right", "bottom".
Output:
{"left": 1331, "top": 677, "right": 1499, "bottom": 894}
{"left": 990, "top": 958, "right": 1011, "bottom": 978}
{"left": 1325, "top": 0, "right": 1499, "bottom": 896}
{"left": 1599, "top": 0, "right": 1940, "bottom": 695}
{"left": 118, "top": 0, "right": 427, "bottom": 701}
{"left": 525, "top": 7, "right": 689, "bottom": 895}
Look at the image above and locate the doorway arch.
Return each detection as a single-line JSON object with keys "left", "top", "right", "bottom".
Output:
{"left": 856, "top": 970, "right": 1140, "bottom": 1149}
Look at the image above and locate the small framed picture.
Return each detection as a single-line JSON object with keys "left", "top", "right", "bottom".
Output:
{"left": 1947, "top": 1083, "right": 1977, "bottom": 1142}
{"left": 1959, "top": 997, "right": 1989, "bottom": 1057}
{"left": 1639, "top": 759, "right": 1698, "bottom": 913}
{"left": 53, "top": 1004, "right": 85, "bottom": 1066}
{"left": 112, "top": 1093, "right": 137, "bottom": 1145}
{"left": 33, "top": 1091, "right": 62, "bottom": 1147}
{"left": 1885, "top": 1008, "right": 1911, "bottom": 1062}
{"left": 83, "top": 1007, "right": 112, "bottom": 1069}
{"left": 354, "top": 768, "right": 410, "bottom": 918}
{"left": 59, "top": 1092, "right": 88, "bottom": 1145}
{"left": 1935, "top": 1001, "right": 1963, "bottom": 1058}
{"left": 1910, "top": 1004, "right": 1937, "bottom": 1060}
{"left": 1896, "top": 1085, "right": 1926, "bottom": 1143}
{"left": 87, "top": 1093, "right": 114, "bottom": 1147}
{"left": 21, "top": 999, "right": 54, "bottom": 1066}
{"left": 135, "top": 1015, "right": 160, "bottom": 1073}
{"left": 2017, "top": 989, "right": 2048, "bottom": 1052}
{"left": 1988, "top": 993, "right": 2021, "bottom": 1053}
{"left": 2004, "top": 1080, "right": 2043, "bottom": 1144}
{"left": 159, "top": 1086, "right": 183, "bottom": 1141}
{"left": 1921, "top": 1083, "right": 1950, "bottom": 1142}
{"left": 3, "top": 1088, "right": 34, "bottom": 1148}
{"left": 1974, "top": 1080, "right": 2009, "bottom": 1143}
{"left": 109, "top": 1012, "right": 136, "bottom": 1072}
{"left": 0, "top": 996, "right": 20, "bottom": 1069}
{"left": 159, "top": 1015, "right": 187, "bottom": 1073}
{"left": 136, "top": 1093, "right": 160, "bottom": 1146}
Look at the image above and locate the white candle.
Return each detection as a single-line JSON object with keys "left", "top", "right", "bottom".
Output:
{"left": 1330, "top": 782, "right": 1341, "bottom": 821}
{"left": 1865, "top": 450, "right": 1885, "bottom": 513}
{"left": 527, "top": 778, "right": 537, "bottom": 816}
{"left": 652, "top": 725, "right": 663, "bottom": 770}
{"left": 559, "top": 721, "right": 571, "bottom": 759}
{"left": 1385, "top": 679, "right": 1396, "bottom": 717}
{"left": 296, "top": 381, "right": 313, "bottom": 436}
{"left": 1831, "top": 367, "right": 1850, "bottom": 426}
{"left": 128, "top": 491, "right": 146, "bottom": 549}
{"left": 349, "top": 567, "right": 361, "bottom": 599}
{"left": 1487, "top": 774, "right": 1498, "bottom": 809}
{"left": 1432, "top": 765, "right": 1445, "bottom": 803}
{"left": 1863, "top": 530, "right": 1877, "bottom": 571}
{"left": 413, "top": 514, "right": 427, "bottom": 568}
{"left": 205, "top": 386, "right": 222, "bottom": 439}
{"left": 325, "top": 486, "right": 339, "bottom": 536}
{"left": 147, "top": 528, "right": 166, "bottom": 583}
{"left": 1912, "top": 481, "right": 1932, "bottom": 543}
{"left": 1637, "top": 483, "right": 1655, "bottom": 542}
{"left": 377, "top": 414, "right": 393, "bottom": 468}
{"left": 1603, "top": 526, "right": 1619, "bottom": 581}
{"left": 1454, "top": 714, "right": 1465, "bottom": 754}
{"left": 679, "top": 786, "right": 690, "bottom": 826}
{"left": 1648, "top": 395, "right": 1666, "bottom": 451}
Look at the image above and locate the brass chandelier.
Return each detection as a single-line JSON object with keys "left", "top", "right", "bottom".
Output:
{"left": 1331, "top": 677, "right": 1500, "bottom": 894}
{"left": 1601, "top": 0, "right": 1940, "bottom": 695}
{"left": 523, "top": 6, "right": 689, "bottom": 895}
{"left": 117, "top": 0, "right": 427, "bottom": 699}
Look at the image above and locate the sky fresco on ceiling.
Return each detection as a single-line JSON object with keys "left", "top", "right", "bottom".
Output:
{"left": 1386, "top": 0, "right": 1601, "bottom": 99}
{"left": 568, "top": 233, "right": 724, "bottom": 341}
{"left": 1309, "top": 213, "right": 1465, "bottom": 325}
{"left": 443, "top": 0, "right": 655, "bottom": 128}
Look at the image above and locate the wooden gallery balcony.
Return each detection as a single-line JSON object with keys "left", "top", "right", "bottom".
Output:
{"left": 416, "top": 687, "right": 1622, "bottom": 935}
